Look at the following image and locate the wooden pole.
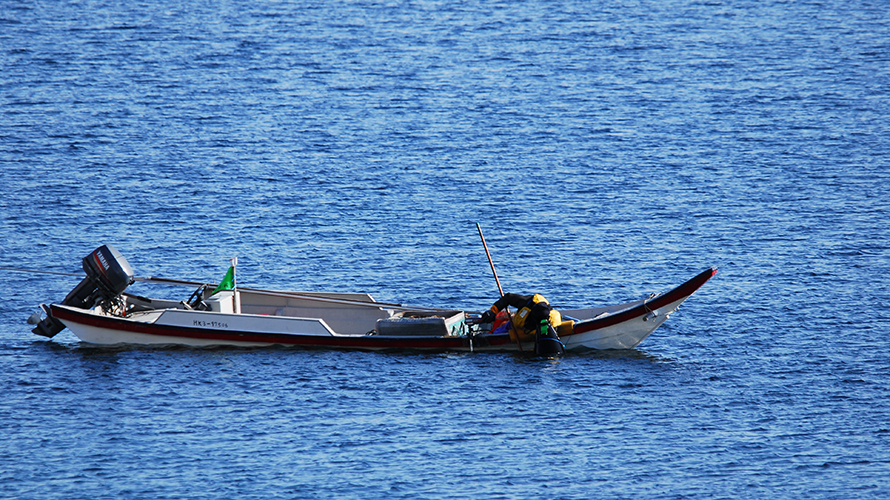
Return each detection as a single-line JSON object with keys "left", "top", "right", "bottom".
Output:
{"left": 0, "top": 266, "right": 451, "bottom": 312}
{"left": 476, "top": 223, "right": 523, "bottom": 351}
{"left": 476, "top": 223, "right": 504, "bottom": 296}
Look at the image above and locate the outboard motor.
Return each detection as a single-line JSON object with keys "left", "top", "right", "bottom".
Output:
{"left": 534, "top": 319, "right": 565, "bottom": 357}
{"left": 31, "top": 245, "right": 134, "bottom": 338}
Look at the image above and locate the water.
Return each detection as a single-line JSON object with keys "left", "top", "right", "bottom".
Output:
{"left": 2, "top": 0, "right": 889, "bottom": 498}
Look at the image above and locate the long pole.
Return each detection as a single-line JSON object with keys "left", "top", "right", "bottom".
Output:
{"left": 476, "top": 223, "right": 504, "bottom": 296}
{"left": 0, "top": 267, "right": 84, "bottom": 278}
{"left": 476, "top": 223, "right": 523, "bottom": 351}
{"left": 0, "top": 266, "right": 451, "bottom": 312}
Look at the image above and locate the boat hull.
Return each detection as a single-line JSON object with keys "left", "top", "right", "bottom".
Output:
{"left": 49, "top": 267, "right": 717, "bottom": 352}
{"left": 50, "top": 305, "right": 490, "bottom": 350}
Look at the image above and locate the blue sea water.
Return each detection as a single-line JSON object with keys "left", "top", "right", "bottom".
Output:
{"left": 2, "top": 0, "right": 889, "bottom": 498}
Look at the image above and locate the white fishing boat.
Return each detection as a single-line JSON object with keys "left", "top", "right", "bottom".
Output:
{"left": 27, "top": 245, "right": 716, "bottom": 353}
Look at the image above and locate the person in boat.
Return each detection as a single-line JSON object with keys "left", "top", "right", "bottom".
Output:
{"left": 479, "top": 293, "right": 566, "bottom": 339}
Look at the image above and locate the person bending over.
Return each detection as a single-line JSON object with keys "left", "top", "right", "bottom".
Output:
{"left": 479, "top": 293, "right": 564, "bottom": 336}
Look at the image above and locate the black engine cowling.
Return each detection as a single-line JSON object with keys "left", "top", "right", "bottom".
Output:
{"left": 32, "top": 245, "right": 134, "bottom": 338}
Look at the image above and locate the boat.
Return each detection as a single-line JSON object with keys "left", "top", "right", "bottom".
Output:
{"left": 27, "top": 245, "right": 716, "bottom": 352}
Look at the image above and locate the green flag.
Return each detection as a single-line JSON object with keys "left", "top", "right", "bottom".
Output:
{"left": 212, "top": 265, "right": 235, "bottom": 294}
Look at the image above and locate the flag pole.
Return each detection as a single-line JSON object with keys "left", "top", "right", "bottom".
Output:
{"left": 231, "top": 257, "right": 240, "bottom": 314}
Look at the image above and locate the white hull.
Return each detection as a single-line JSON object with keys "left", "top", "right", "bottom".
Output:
{"left": 562, "top": 296, "right": 684, "bottom": 350}
{"left": 44, "top": 267, "right": 717, "bottom": 352}
{"left": 66, "top": 320, "right": 275, "bottom": 347}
